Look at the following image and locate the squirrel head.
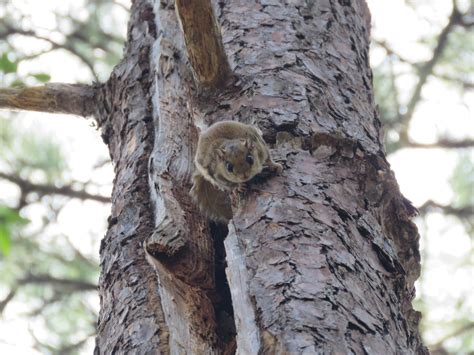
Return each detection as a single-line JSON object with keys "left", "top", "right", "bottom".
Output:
{"left": 216, "top": 138, "right": 263, "bottom": 183}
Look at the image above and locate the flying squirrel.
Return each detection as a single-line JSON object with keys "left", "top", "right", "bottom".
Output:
{"left": 190, "top": 121, "right": 282, "bottom": 223}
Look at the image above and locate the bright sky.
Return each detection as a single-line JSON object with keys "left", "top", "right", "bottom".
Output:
{"left": 0, "top": 0, "right": 472, "bottom": 353}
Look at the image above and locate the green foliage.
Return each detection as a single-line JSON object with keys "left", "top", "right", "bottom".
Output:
{"left": 0, "top": 0, "right": 124, "bottom": 351}
{"left": 0, "top": 118, "right": 68, "bottom": 183}
{"left": 0, "top": 53, "right": 18, "bottom": 74}
{"left": 450, "top": 154, "right": 474, "bottom": 236}
{"left": 0, "top": 0, "right": 127, "bottom": 83}
{"left": 371, "top": 2, "right": 474, "bottom": 354}
{"left": 372, "top": 59, "right": 409, "bottom": 153}
{"left": 451, "top": 154, "right": 474, "bottom": 207}
{"left": 373, "top": 61, "right": 400, "bottom": 126}
{"left": 0, "top": 230, "right": 99, "bottom": 353}
{"left": 31, "top": 73, "right": 52, "bottom": 83}
{"left": 0, "top": 53, "right": 52, "bottom": 86}
{"left": 0, "top": 206, "right": 28, "bottom": 255}
{"left": 438, "top": 27, "right": 474, "bottom": 88}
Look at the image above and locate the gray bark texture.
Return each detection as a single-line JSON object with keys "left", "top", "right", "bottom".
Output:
{"left": 94, "top": 0, "right": 427, "bottom": 354}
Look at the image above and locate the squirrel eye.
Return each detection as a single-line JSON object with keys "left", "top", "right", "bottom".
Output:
{"left": 246, "top": 154, "right": 254, "bottom": 165}
{"left": 225, "top": 162, "right": 234, "bottom": 173}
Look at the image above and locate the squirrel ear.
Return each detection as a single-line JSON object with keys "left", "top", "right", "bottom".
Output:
{"left": 244, "top": 139, "right": 254, "bottom": 149}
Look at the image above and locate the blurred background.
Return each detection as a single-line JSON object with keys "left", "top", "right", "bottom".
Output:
{"left": 0, "top": 0, "right": 472, "bottom": 353}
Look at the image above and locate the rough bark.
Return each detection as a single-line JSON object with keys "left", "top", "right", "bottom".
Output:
{"left": 10, "top": 0, "right": 423, "bottom": 354}
{"left": 0, "top": 84, "right": 97, "bottom": 116}
{"left": 94, "top": 1, "right": 169, "bottom": 352}
{"left": 215, "top": 1, "right": 426, "bottom": 353}
{"left": 0, "top": 0, "right": 427, "bottom": 352}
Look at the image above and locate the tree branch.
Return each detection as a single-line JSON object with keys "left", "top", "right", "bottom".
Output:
{"left": 403, "top": 138, "right": 474, "bottom": 149}
{"left": 175, "top": 0, "right": 232, "bottom": 88}
{"left": 433, "top": 72, "right": 474, "bottom": 90}
{"left": 0, "top": 172, "right": 110, "bottom": 203}
{"left": 18, "top": 274, "right": 97, "bottom": 292}
{"left": 0, "top": 289, "right": 17, "bottom": 315}
{"left": 419, "top": 200, "right": 473, "bottom": 218}
{"left": 0, "top": 83, "right": 98, "bottom": 116}
{"left": 373, "top": 40, "right": 416, "bottom": 65}
{"left": 430, "top": 322, "right": 474, "bottom": 350}
{"left": 399, "top": 5, "right": 461, "bottom": 139}
{"left": 388, "top": 56, "right": 403, "bottom": 124}
{"left": 1, "top": 24, "right": 99, "bottom": 80}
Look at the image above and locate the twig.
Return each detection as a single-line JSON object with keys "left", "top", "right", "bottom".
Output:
{"left": 18, "top": 273, "right": 97, "bottom": 292}
{"left": 404, "top": 138, "right": 474, "bottom": 149}
{"left": 0, "top": 172, "right": 110, "bottom": 203}
{"left": 430, "top": 322, "right": 474, "bottom": 350}
{"left": 0, "top": 289, "right": 17, "bottom": 314}
{"left": 399, "top": 4, "right": 462, "bottom": 139}
{"left": 373, "top": 40, "right": 416, "bottom": 65}
{"left": 433, "top": 73, "right": 474, "bottom": 90}
{"left": 1, "top": 25, "right": 99, "bottom": 81}
{"left": 419, "top": 200, "right": 473, "bottom": 218}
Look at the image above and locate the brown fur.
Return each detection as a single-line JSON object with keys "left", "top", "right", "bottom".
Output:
{"left": 191, "top": 121, "right": 282, "bottom": 222}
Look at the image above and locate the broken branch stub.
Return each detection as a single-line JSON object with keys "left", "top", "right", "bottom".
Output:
{"left": 175, "top": 0, "right": 232, "bottom": 89}
{"left": 0, "top": 84, "right": 98, "bottom": 116}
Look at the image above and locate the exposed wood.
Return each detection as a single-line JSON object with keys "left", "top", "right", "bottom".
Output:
{"left": 224, "top": 227, "right": 260, "bottom": 354}
{"left": 0, "top": 84, "right": 98, "bottom": 116}
{"left": 96, "top": 0, "right": 220, "bottom": 353}
{"left": 175, "top": 0, "right": 231, "bottom": 88}
{"left": 145, "top": 0, "right": 219, "bottom": 352}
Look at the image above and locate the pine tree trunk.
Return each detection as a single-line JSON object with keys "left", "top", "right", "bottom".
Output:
{"left": 94, "top": 0, "right": 427, "bottom": 353}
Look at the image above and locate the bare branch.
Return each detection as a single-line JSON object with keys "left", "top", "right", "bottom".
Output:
{"left": 433, "top": 72, "right": 474, "bottom": 90}
{"left": 111, "top": 0, "right": 130, "bottom": 12}
{"left": 0, "top": 289, "right": 17, "bottom": 315}
{"left": 388, "top": 57, "right": 403, "bottom": 123}
{"left": 93, "top": 158, "right": 112, "bottom": 169}
{"left": 18, "top": 274, "right": 97, "bottom": 292}
{"left": 57, "top": 336, "right": 93, "bottom": 354}
{"left": 175, "top": 0, "right": 232, "bottom": 88}
{"left": 373, "top": 40, "right": 416, "bottom": 65}
{"left": 419, "top": 200, "right": 473, "bottom": 218}
{"left": 404, "top": 138, "right": 474, "bottom": 149}
{"left": 0, "top": 172, "right": 110, "bottom": 203}
{"left": 1, "top": 25, "right": 99, "bottom": 80}
{"left": 0, "top": 83, "right": 98, "bottom": 116}
{"left": 19, "top": 48, "right": 55, "bottom": 61}
{"left": 27, "top": 292, "right": 64, "bottom": 317}
{"left": 430, "top": 322, "right": 474, "bottom": 350}
{"left": 399, "top": 5, "right": 462, "bottom": 139}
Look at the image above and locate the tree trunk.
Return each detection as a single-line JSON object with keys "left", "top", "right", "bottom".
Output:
{"left": 93, "top": 0, "right": 427, "bottom": 354}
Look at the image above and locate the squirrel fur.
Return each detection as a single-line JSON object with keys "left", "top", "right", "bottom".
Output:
{"left": 190, "top": 121, "right": 282, "bottom": 223}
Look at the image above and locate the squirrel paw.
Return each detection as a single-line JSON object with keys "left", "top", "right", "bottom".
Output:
{"left": 235, "top": 183, "right": 248, "bottom": 193}
{"left": 268, "top": 162, "right": 283, "bottom": 174}
{"left": 230, "top": 183, "right": 247, "bottom": 198}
